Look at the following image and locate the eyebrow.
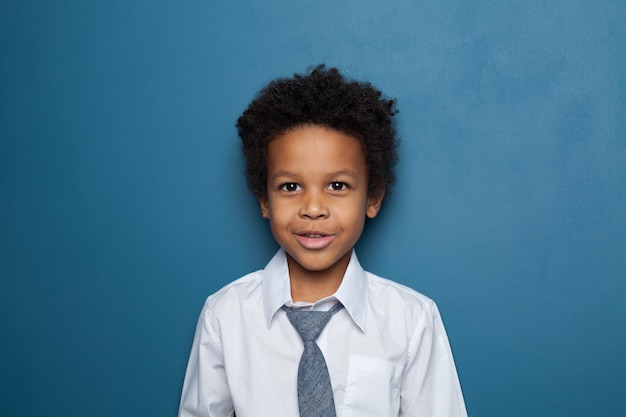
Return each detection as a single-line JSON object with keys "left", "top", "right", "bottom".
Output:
{"left": 270, "top": 170, "right": 298, "bottom": 180}
{"left": 270, "top": 170, "right": 359, "bottom": 180}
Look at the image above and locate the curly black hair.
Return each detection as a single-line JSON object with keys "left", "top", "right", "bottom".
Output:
{"left": 236, "top": 65, "right": 399, "bottom": 201}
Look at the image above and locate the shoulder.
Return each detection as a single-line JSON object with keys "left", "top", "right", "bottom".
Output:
{"left": 365, "top": 271, "right": 440, "bottom": 322}
{"left": 199, "top": 270, "right": 264, "bottom": 321}
{"left": 366, "top": 272, "right": 436, "bottom": 308}
{"left": 364, "top": 272, "right": 451, "bottom": 357}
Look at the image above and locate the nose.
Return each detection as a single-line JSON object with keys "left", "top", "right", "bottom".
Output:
{"left": 299, "top": 190, "right": 329, "bottom": 219}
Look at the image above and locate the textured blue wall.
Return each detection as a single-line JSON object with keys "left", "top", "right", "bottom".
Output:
{"left": 1, "top": 1, "right": 624, "bottom": 416}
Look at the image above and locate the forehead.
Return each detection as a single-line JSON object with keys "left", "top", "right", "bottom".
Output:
{"left": 267, "top": 125, "right": 366, "bottom": 174}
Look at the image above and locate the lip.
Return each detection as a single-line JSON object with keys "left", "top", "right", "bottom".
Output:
{"left": 293, "top": 231, "right": 335, "bottom": 250}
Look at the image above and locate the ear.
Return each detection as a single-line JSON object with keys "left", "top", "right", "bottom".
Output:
{"left": 258, "top": 197, "right": 270, "bottom": 219}
{"left": 366, "top": 189, "right": 384, "bottom": 219}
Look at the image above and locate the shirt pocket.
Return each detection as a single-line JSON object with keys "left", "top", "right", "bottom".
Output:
{"left": 342, "top": 355, "right": 401, "bottom": 417}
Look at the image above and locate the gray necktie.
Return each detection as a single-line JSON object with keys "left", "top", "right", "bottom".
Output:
{"left": 283, "top": 303, "right": 345, "bottom": 417}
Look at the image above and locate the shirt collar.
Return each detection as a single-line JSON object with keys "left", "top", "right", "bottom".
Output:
{"left": 262, "top": 248, "right": 368, "bottom": 331}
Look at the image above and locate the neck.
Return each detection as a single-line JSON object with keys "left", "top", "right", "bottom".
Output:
{"left": 286, "top": 251, "right": 351, "bottom": 303}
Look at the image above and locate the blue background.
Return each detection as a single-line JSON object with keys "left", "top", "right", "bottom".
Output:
{"left": 1, "top": 1, "right": 625, "bottom": 416}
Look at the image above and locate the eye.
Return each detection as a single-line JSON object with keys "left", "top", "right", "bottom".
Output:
{"left": 280, "top": 182, "right": 301, "bottom": 192}
{"left": 328, "top": 182, "right": 348, "bottom": 191}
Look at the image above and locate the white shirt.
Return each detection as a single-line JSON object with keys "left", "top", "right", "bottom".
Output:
{"left": 179, "top": 249, "right": 467, "bottom": 417}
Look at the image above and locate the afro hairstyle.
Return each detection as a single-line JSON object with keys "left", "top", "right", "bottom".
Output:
{"left": 236, "top": 65, "right": 399, "bottom": 201}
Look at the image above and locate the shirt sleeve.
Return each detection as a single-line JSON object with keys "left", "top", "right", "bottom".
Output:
{"left": 399, "top": 301, "right": 468, "bottom": 417}
{"left": 179, "top": 300, "right": 235, "bottom": 417}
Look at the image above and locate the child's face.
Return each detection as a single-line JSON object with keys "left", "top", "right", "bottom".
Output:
{"left": 259, "top": 125, "right": 383, "bottom": 282}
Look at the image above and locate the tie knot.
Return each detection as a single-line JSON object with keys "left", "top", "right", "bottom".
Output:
{"left": 283, "top": 303, "right": 344, "bottom": 342}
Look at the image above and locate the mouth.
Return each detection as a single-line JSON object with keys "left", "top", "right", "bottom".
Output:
{"left": 298, "top": 233, "right": 327, "bottom": 238}
{"left": 294, "top": 232, "right": 334, "bottom": 249}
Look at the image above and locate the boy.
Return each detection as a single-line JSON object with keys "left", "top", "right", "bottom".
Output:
{"left": 179, "top": 66, "right": 467, "bottom": 417}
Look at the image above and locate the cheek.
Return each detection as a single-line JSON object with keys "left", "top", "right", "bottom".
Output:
{"left": 266, "top": 205, "right": 292, "bottom": 228}
{"left": 337, "top": 207, "right": 368, "bottom": 229}
{"left": 267, "top": 217, "right": 285, "bottom": 241}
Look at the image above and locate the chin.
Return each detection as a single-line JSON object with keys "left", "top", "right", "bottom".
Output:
{"left": 294, "top": 255, "right": 347, "bottom": 274}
